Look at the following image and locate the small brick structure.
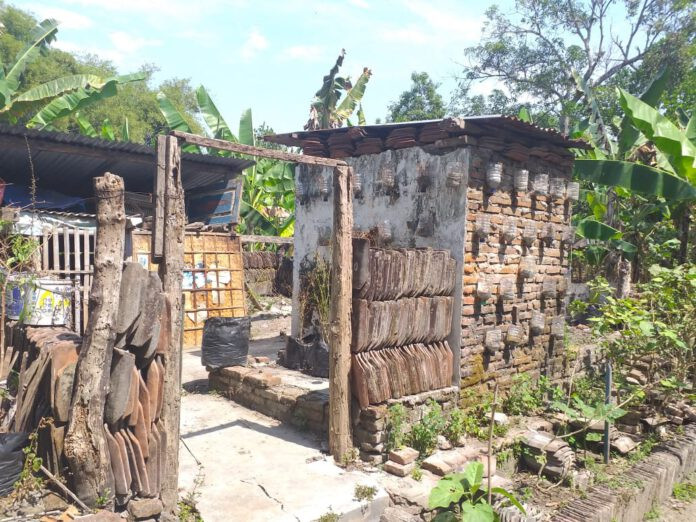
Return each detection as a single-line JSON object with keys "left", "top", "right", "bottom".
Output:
{"left": 263, "top": 117, "right": 586, "bottom": 461}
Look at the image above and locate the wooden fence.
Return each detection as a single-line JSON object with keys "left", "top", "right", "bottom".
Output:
{"left": 131, "top": 231, "right": 246, "bottom": 347}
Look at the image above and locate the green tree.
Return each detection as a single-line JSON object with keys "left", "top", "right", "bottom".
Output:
{"left": 387, "top": 72, "right": 445, "bottom": 122}
{"left": 0, "top": 2, "right": 199, "bottom": 143}
{"left": 454, "top": 0, "right": 693, "bottom": 131}
{"left": 304, "top": 49, "right": 371, "bottom": 130}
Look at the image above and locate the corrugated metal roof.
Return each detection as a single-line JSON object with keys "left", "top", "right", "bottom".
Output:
{"left": 0, "top": 123, "right": 254, "bottom": 198}
{"left": 264, "top": 116, "right": 590, "bottom": 155}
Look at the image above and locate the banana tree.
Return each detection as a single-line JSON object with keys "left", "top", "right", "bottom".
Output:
{"left": 572, "top": 76, "right": 696, "bottom": 283}
{"left": 0, "top": 18, "right": 145, "bottom": 128}
{"left": 157, "top": 87, "right": 295, "bottom": 237}
{"left": 304, "top": 49, "right": 372, "bottom": 130}
{"left": 75, "top": 113, "right": 130, "bottom": 141}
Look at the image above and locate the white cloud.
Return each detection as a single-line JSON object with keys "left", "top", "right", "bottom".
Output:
{"left": 60, "top": 0, "right": 248, "bottom": 21}
{"left": 109, "top": 31, "right": 161, "bottom": 55}
{"left": 348, "top": 0, "right": 369, "bottom": 8}
{"left": 278, "top": 45, "right": 324, "bottom": 62}
{"left": 54, "top": 40, "right": 126, "bottom": 65}
{"left": 404, "top": 0, "right": 483, "bottom": 42}
{"left": 26, "top": 5, "right": 93, "bottom": 29}
{"left": 240, "top": 28, "right": 268, "bottom": 60}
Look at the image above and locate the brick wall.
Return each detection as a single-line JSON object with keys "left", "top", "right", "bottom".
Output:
{"left": 460, "top": 148, "right": 574, "bottom": 390}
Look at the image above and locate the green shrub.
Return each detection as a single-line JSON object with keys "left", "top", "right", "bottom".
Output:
{"left": 443, "top": 408, "right": 466, "bottom": 444}
{"left": 408, "top": 399, "right": 446, "bottom": 456}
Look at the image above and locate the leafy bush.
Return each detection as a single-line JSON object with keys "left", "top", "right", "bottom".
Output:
{"left": 442, "top": 408, "right": 467, "bottom": 445}
{"left": 386, "top": 404, "right": 407, "bottom": 452}
{"left": 591, "top": 264, "right": 696, "bottom": 382}
{"left": 502, "top": 374, "right": 563, "bottom": 416}
{"left": 408, "top": 399, "right": 446, "bottom": 456}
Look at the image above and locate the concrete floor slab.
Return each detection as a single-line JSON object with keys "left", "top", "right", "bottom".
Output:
{"left": 178, "top": 350, "right": 388, "bottom": 522}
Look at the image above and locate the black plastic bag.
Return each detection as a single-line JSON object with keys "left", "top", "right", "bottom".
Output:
{"left": 0, "top": 432, "right": 28, "bottom": 497}
{"left": 201, "top": 317, "right": 251, "bottom": 369}
{"left": 283, "top": 334, "right": 329, "bottom": 378}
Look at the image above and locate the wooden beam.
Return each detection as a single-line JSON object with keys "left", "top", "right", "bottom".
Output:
{"left": 171, "top": 130, "right": 348, "bottom": 168}
{"left": 328, "top": 165, "right": 353, "bottom": 461}
{"left": 158, "top": 135, "right": 185, "bottom": 521}
{"left": 240, "top": 234, "right": 293, "bottom": 245}
{"left": 64, "top": 172, "right": 126, "bottom": 506}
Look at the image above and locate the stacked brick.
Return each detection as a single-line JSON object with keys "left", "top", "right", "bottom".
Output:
{"left": 460, "top": 150, "right": 574, "bottom": 390}
{"left": 243, "top": 250, "right": 279, "bottom": 296}
{"left": 351, "top": 240, "right": 456, "bottom": 407}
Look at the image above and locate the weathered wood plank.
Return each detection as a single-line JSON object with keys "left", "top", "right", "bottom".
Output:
{"left": 240, "top": 234, "right": 294, "bottom": 245}
{"left": 152, "top": 135, "right": 167, "bottom": 262}
{"left": 171, "top": 130, "right": 348, "bottom": 168}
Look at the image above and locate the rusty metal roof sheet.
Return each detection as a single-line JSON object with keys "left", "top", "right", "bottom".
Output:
{"left": 0, "top": 123, "right": 254, "bottom": 198}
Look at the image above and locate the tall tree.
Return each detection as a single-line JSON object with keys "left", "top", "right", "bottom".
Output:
{"left": 454, "top": 0, "right": 693, "bottom": 131}
{"left": 387, "top": 72, "right": 445, "bottom": 123}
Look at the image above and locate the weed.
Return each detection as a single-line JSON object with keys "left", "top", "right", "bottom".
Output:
{"left": 627, "top": 435, "right": 658, "bottom": 464}
{"left": 411, "top": 466, "right": 423, "bottom": 481}
{"left": 354, "top": 484, "right": 377, "bottom": 502}
{"left": 95, "top": 489, "right": 111, "bottom": 508}
{"left": 408, "top": 399, "right": 445, "bottom": 456}
{"left": 503, "top": 374, "right": 562, "bottom": 415}
{"left": 340, "top": 448, "right": 359, "bottom": 468}
{"left": 673, "top": 473, "right": 696, "bottom": 501}
{"left": 643, "top": 506, "right": 660, "bottom": 520}
{"left": 178, "top": 463, "right": 205, "bottom": 522}
{"left": 13, "top": 430, "right": 43, "bottom": 501}
{"left": 442, "top": 408, "right": 466, "bottom": 444}
{"left": 386, "top": 404, "right": 407, "bottom": 452}
{"left": 316, "top": 508, "right": 340, "bottom": 522}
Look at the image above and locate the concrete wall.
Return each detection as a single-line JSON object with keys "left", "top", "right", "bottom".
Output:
{"left": 292, "top": 146, "right": 470, "bottom": 384}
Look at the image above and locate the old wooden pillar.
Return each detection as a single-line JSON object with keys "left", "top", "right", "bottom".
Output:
{"left": 328, "top": 165, "right": 353, "bottom": 461}
{"left": 158, "top": 135, "right": 184, "bottom": 520}
{"left": 64, "top": 172, "right": 125, "bottom": 506}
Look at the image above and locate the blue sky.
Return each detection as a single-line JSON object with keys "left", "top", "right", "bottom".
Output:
{"left": 22, "top": 0, "right": 512, "bottom": 133}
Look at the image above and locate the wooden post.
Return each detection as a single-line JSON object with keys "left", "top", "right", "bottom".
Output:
{"left": 328, "top": 165, "right": 353, "bottom": 461}
{"left": 158, "top": 135, "right": 185, "bottom": 521}
{"left": 64, "top": 173, "right": 125, "bottom": 506}
{"left": 152, "top": 135, "right": 167, "bottom": 262}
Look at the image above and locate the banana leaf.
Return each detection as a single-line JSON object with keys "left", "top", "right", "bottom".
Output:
{"left": 619, "top": 89, "right": 696, "bottom": 183}
{"left": 357, "top": 104, "right": 366, "bottom": 126}
{"left": 5, "top": 19, "right": 58, "bottom": 92}
{"left": 335, "top": 67, "right": 371, "bottom": 121}
{"left": 574, "top": 159, "right": 696, "bottom": 201}
{"left": 608, "top": 239, "right": 637, "bottom": 260}
{"left": 238, "top": 108, "right": 254, "bottom": 146}
{"left": 121, "top": 118, "right": 129, "bottom": 142}
{"left": 75, "top": 113, "right": 97, "bottom": 138}
{"left": 575, "top": 218, "right": 621, "bottom": 241}
{"left": 618, "top": 68, "right": 670, "bottom": 157}
{"left": 13, "top": 74, "right": 107, "bottom": 104}
{"left": 196, "top": 85, "right": 237, "bottom": 142}
{"left": 156, "top": 92, "right": 200, "bottom": 153}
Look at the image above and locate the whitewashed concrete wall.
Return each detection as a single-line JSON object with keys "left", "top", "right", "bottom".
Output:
{"left": 292, "top": 146, "right": 470, "bottom": 384}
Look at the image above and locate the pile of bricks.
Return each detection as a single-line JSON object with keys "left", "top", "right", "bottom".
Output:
{"left": 210, "top": 367, "right": 329, "bottom": 433}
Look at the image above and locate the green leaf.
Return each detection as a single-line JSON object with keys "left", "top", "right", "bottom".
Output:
{"left": 75, "top": 113, "right": 97, "bottom": 138}
{"left": 608, "top": 239, "right": 637, "bottom": 260}
{"left": 574, "top": 159, "right": 696, "bottom": 201}
{"left": 196, "top": 85, "right": 237, "bottom": 142}
{"left": 239, "top": 108, "right": 254, "bottom": 146}
{"left": 460, "top": 501, "right": 496, "bottom": 522}
{"left": 157, "top": 91, "right": 192, "bottom": 133}
{"left": 518, "top": 106, "right": 532, "bottom": 123}
{"left": 432, "top": 512, "right": 458, "bottom": 522}
{"left": 5, "top": 19, "right": 59, "bottom": 92}
{"left": 13, "top": 74, "right": 108, "bottom": 104}
{"left": 357, "top": 104, "right": 366, "bottom": 126}
{"left": 619, "top": 88, "right": 696, "bottom": 184}
{"left": 586, "top": 432, "right": 602, "bottom": 442}
{"left": 429, "top": 476, "right": 465, "bottom": 510}
{"left": 100, "top": 119, "right": 115, "bottom": 141}
{"left": 575, "top": 218, "right": 621, "bottom": 241}
{"left": 618, "top": 68, "right": 670, "bottom": 157}
{"left": 121, "top": 117, "right": 129, "bottom": 142}
{"left": 462, "top": 462, "right": 483, "bottom": 494}
{"left": 335, "top": 67, "right": 372, "bottom": 121}
{"left": 490, "top": 487, "right": 526, "bottom": 515}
